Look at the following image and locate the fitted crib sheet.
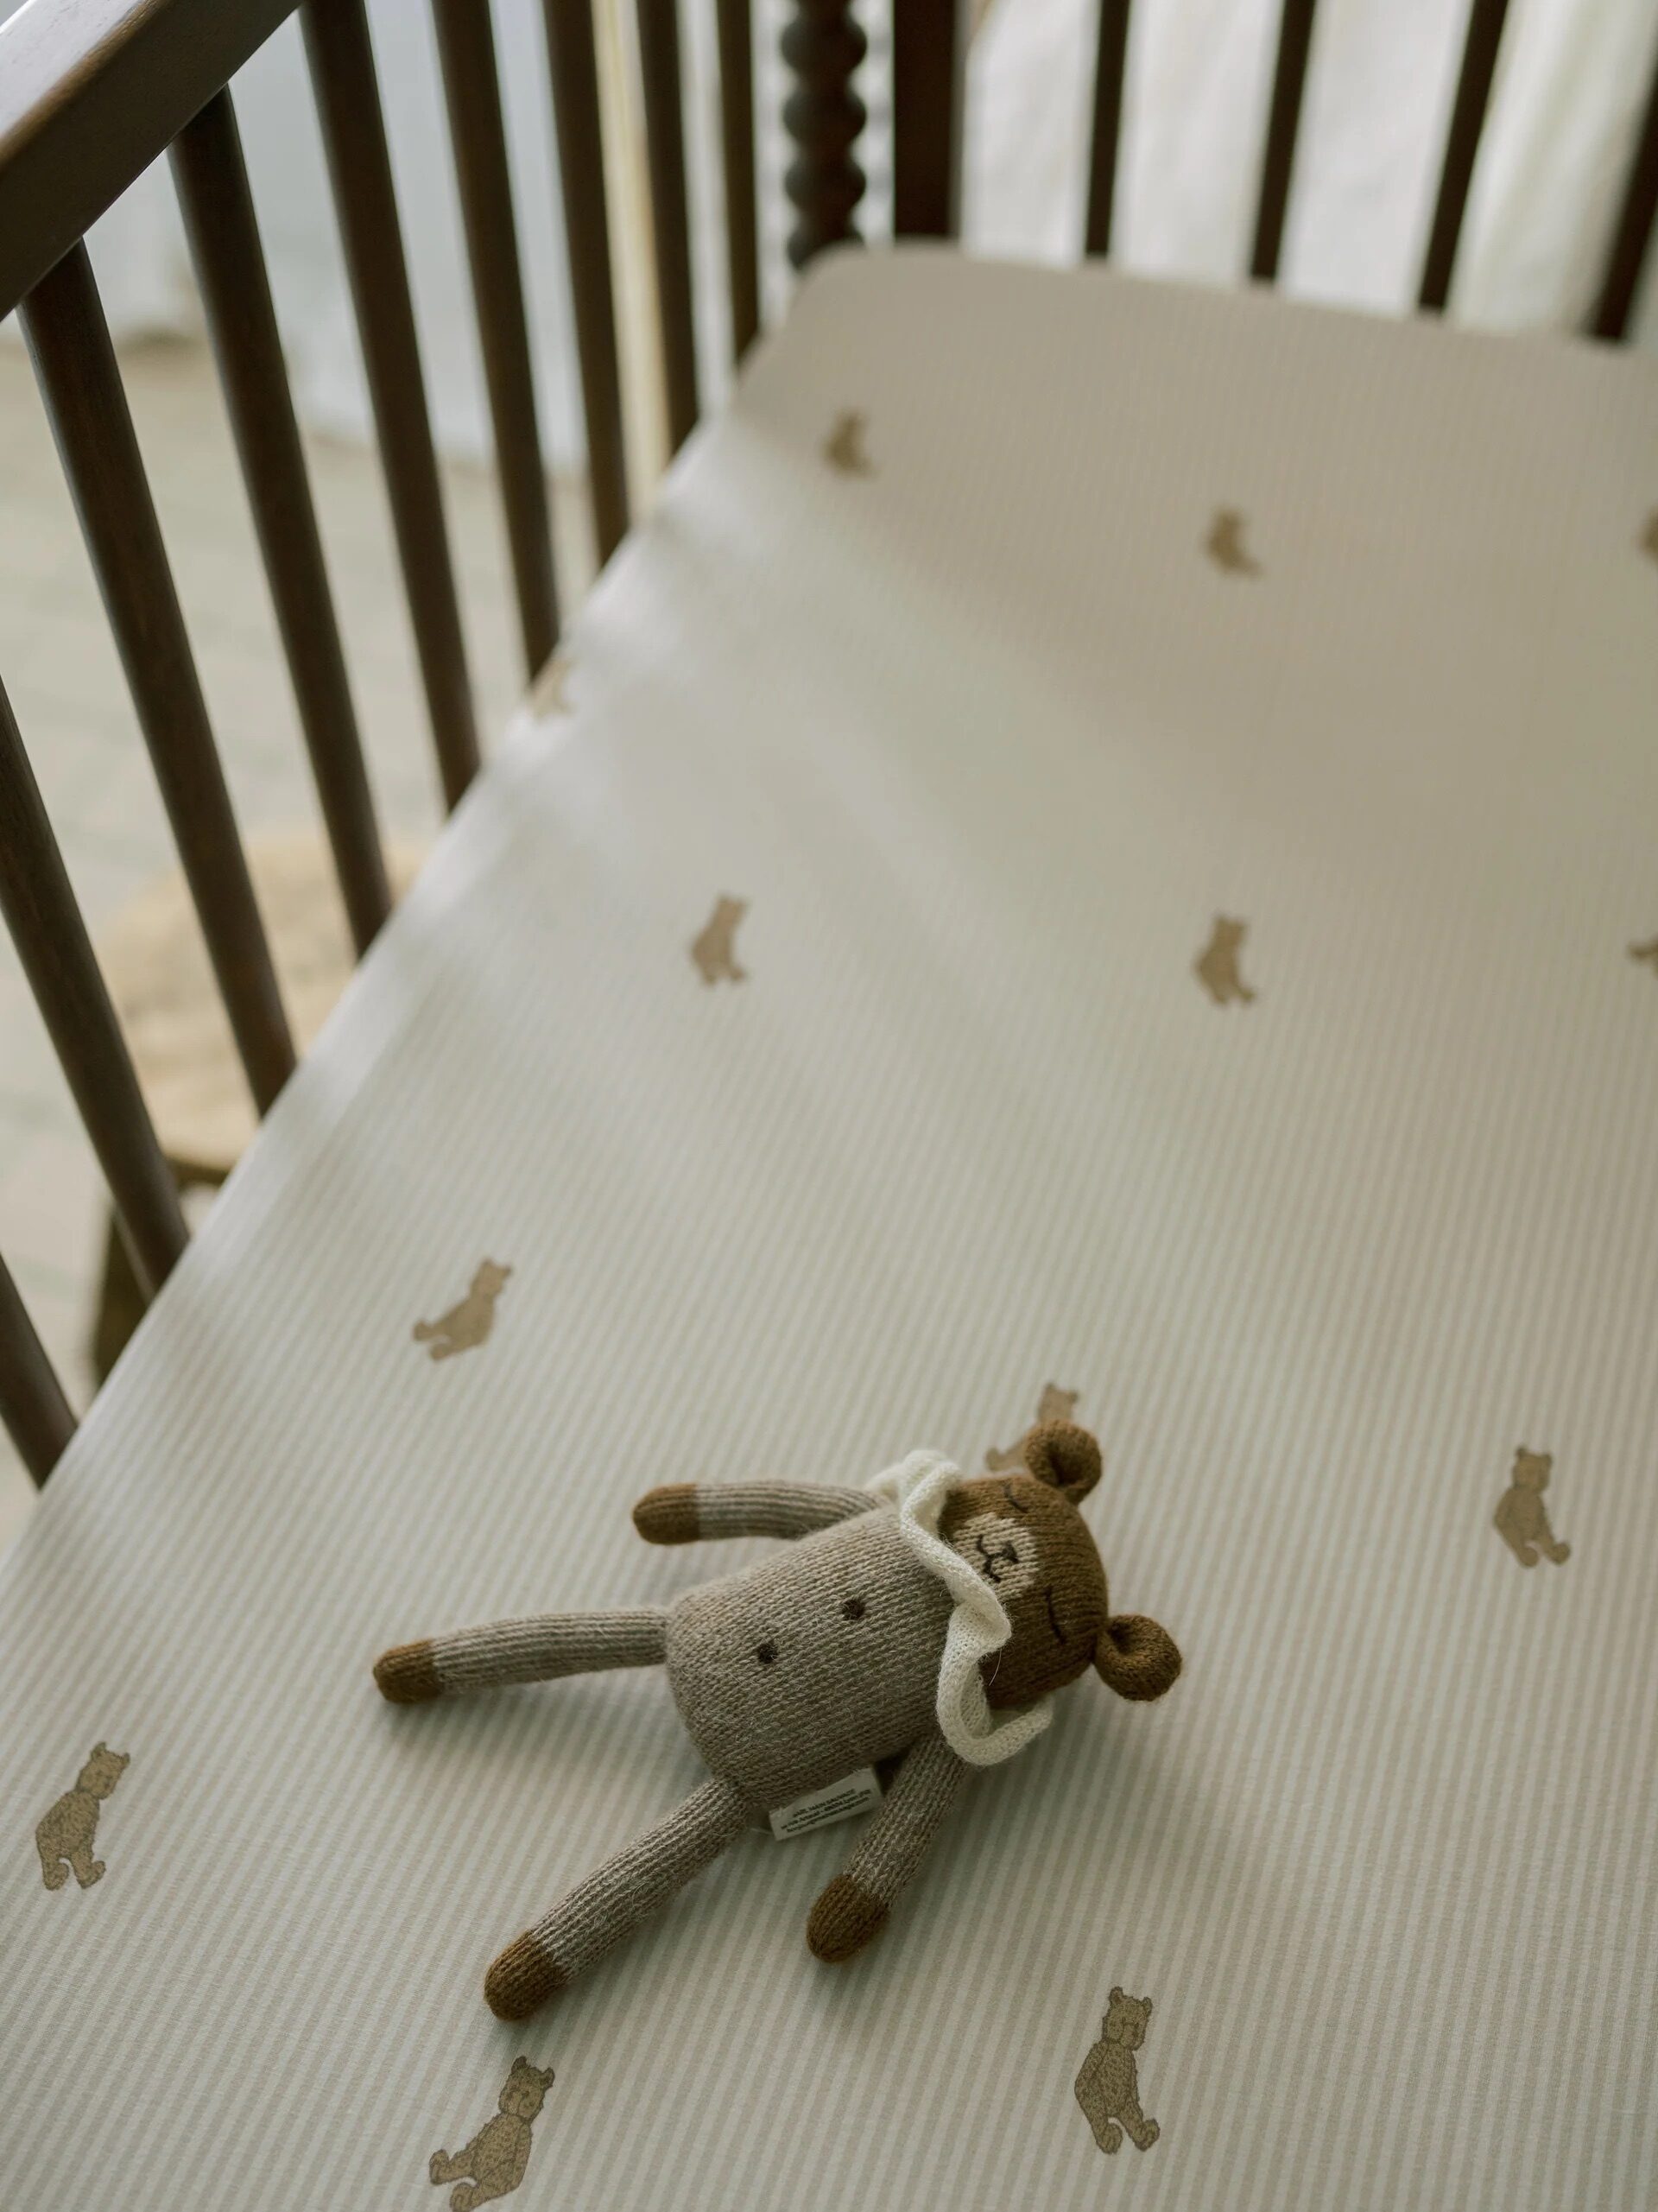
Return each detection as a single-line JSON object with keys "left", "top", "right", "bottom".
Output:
{"left": 2, "top": 249, "right": 1655, "bottom": 2210}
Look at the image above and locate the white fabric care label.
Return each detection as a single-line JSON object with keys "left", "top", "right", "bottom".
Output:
{"left": 769, "top": 1767, "right": 883, "bottom": 1839}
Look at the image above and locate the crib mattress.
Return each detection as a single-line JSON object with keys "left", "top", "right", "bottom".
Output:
{"left": 2, "top": 248, "right": 1655, "bottom": 2210}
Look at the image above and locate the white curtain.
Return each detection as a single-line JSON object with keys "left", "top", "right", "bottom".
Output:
{"left": 5, "top": 0, "right": 1654, "bottom": 478}
{"left": 965, "top": 0, "right": 1658, "bottom": 343}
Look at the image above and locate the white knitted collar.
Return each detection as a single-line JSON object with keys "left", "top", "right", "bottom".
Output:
{"left": 866, "top": 1449, "right": 1053, "bottom": 1767}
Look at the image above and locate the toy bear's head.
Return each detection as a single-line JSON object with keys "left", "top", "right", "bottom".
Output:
{"left": 499, "top": 2057, "right": 554, "bottom": 2119}
{"left": 1513, "top": 1448, "right": 1552, "bottom": 1492}
{"left": 79, "top": 1743, "right": 130, "bottom": 1797}
{"left": 472, "top": 1260, "right": 512, "bottom": 1298}
{"left": 940, "top": 1423, "right": 1180, "bottom": 1708}
{"left": 1100, "top": 1987, "right": 1153, "bottom": 2048}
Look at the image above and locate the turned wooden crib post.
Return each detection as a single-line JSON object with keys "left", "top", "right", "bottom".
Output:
{"left": 782, "top": 0, "right": 867, "bottom": 269}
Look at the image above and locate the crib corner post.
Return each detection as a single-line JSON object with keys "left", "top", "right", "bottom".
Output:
{"left": 781, "top": 0, "right": 868, "bottom": 271}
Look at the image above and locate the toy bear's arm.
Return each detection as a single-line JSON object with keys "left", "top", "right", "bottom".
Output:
{"left": 633, "top": 1481, "right": 876, "bottom": 1545}
{"left": 805, "top": 1734, "right": 966, "bottom": 1962}
{"left": 374, "top": 1610, "right": 667, "bottom": 1702}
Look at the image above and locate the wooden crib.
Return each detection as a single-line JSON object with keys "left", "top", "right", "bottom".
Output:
{"left": 1, "top": 0, "right": 1655, "bottom": 1488}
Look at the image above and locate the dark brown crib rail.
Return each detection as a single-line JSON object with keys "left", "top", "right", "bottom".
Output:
{"left": 0, "top": 0, "right": 1653, "bottom": 1487}
{"left": 0, "top": 0, "right": 657, "bottom": 1479}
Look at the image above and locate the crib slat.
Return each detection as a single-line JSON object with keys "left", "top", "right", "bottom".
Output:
{"left": 715, "top": 0, "right": 760, "bottom": 359}
{"left": 636, "top": 0, "right": 700, "bottom": 453}
{"left": 542, "top": 0, "right": 630, "bottom": 561}
{"left": 1251, "top": 0, "right": 1318, "bottom": 282}
{"left": 169, "top": 90, "right": 392, "bottom": 959}
{"left": 1419, "top": 0, "right": 1510, "bottom": 312}
{"left": 781, "top": 0, "right": 868, "bottom": 269}
{"left": 0, "top": 1253, "right": 76, "bottom": 1489}
{"left": 431, "top": 0, "right": 560, "bottom": 675}
{"left": 301, "top": 0, "right": 481, "bottom": 811}
{"left": 1589, "top": 45, "right": 1658, "bottom": 342}
{"left": 0, "top": 681, "right": 188, "bottom": 1304}
{"left": 892, "top": 0, "right": 963, "bottom": 239}
{"left": 1084, "top": 1, "right": 1132, "bottom": 257}
{"left": 20, "top": 244, "right": 297, "bottom": 1118}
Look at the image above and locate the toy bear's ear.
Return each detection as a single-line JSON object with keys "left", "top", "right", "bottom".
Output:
{"left": 1094, "top": 1614, "right": 1181, "bottom": 1701}
{"left": 1110, "top": 1986, "right": 1123, "bottom": 2003}
{"left": 1140, "top": 1997, "right": 1152, "bottom": 2018}
{"left": 92, "top": 1741, "right": 106, "bottom": 1756}
{"left": 1022, "top": 1420, "right": 1101, "bottom": 1502}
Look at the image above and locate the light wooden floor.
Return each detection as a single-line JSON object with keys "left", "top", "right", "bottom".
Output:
{"left": 0, "top": 333, "right": 594, "bottom": 1552}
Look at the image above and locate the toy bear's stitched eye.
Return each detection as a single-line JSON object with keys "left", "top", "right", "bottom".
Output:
{"left": 841, "top": 1597, "right": 866, "bottom": 1621}
{"left": 755, "top": 1640, "right": 778, "bottom": 1665}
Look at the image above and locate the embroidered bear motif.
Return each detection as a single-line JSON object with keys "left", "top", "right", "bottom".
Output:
{"left": 36, "top": 1742, "right": 130, "bottom": 1891}
{"left": 414, "top": 1262, "right": 512, "bottom": 1361}
{"left": 1206, "top": 507, "right": 1261, "bottom": 577}
{"left": 824, "top": 411, "right": 873, "bottom": 477}
{"left": 1494, "top": 1447, "right": 1571, "bottom": 1567}
{"left": 1629, "top": 935, "right": 1658, "bottom": 975}
{"left": 985, "top": 1384, "right": 1080, "bottom": 1471}
{"left": 1194, "top": 916, "right": 1257, "bottom": 1006}
{"left": 429, "top": 2057, "right": 554, "bottom": 2209}
{"left": 690, "top": 896, "right": 749, "bottom": 985}
{"left": 1075, "top": 1987, "right": 1161, "bottom": 2153}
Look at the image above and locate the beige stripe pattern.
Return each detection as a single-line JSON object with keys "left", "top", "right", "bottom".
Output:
{"left": 1, "top": 249, "right": 1655, "bottom": 2207}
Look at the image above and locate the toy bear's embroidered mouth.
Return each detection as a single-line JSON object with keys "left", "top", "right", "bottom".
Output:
{"left": 948, "top": 1511, "right": 1041, "bottom": 1600}
{"left": 974, "top": 1531, "right": 1020, "bottom": 1584}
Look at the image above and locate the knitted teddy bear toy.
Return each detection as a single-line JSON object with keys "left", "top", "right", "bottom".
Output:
{"left": 373, "top": 1422, "right": 1180, "bottom": 2020}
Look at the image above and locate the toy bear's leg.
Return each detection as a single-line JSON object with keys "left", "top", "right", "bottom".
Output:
{"left": 807, "top": 1733, "right": 965, "bottom": 1962}
{"left": 68, "top": 1844, "right": 104, "bottom": 1887}
{"left": 428, "top": 2145, "right": 468, "bottom": 2183}
{"left": 1074, "top": 2050, "right": 1125, "bottom": 2152}
{"left": 375, "top": 1610, "right": 668, "bottom": 1703}
{"left": 484, "top": 1776, "right": 750, "bottom": 2019}
{"left": 36, "top": 1835, "right": 68, "bottom": 1890}
{"left": 1120, "top": 2088, "right": 1159, "bottom": 2152}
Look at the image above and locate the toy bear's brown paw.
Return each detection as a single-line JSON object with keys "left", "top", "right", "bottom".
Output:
{"left": 373, "top": 1640, "right": 443, "bottom": 1703}
{"left": 807, "top": 1875, "right": 889, "bottom": 1963}
{"left": 485, "top": 1931, "right": 566, "bottom": 2020}
{"left": 632, "top": 1485, "right": 700, "bottom": 1544}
